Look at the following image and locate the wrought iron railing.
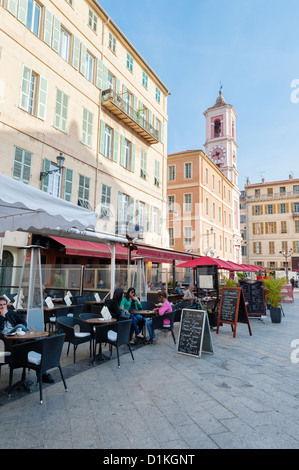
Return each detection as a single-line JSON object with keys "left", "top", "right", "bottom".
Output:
{"left": 101, "top": 90, "right": 159, "bottom": 142}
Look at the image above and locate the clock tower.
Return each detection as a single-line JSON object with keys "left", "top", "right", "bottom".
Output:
{"left": 204, "top": 89, "right": 238, "bottom": 186}
{"left": 204, "top": 89, "right": 242, "bottom": 263}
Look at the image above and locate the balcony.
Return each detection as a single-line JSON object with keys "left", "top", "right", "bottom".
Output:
{"left": 116, "top": 221, "right": 144, "bottom": 239}
{"left": 292, "top": 212, "right": 299, "bottom": 218}
{"left": 101, "top": 90, "right": 159, "bottom": 145}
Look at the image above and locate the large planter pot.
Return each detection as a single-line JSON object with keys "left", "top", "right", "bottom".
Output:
{"left": 270, "top": 307, "right": 281, "bottom": 323}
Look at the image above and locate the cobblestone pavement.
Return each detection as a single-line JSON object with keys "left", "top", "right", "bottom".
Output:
{"left": 1, "top": 292, "right": 299, "bottom": 450}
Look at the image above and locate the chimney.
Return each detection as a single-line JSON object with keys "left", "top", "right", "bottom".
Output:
{"left": 289, "top": 174, "right": 293, "bottom": 180}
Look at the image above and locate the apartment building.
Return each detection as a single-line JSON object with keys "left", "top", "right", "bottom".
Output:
{"left": 167, "top": 91, "right": 242, "bottom": 262}
{"left": 167, "top": 149, "right": 236, "bottom": 260}
{"left": 0, "top": 0, "right": 169, "bottom": 266}
{"left": 243, "top": 175, "right": 299, "bottom": 272}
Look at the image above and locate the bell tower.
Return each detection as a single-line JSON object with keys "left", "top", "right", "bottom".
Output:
{"left": 204, "top": 89, "right": 238, "bottom": 186}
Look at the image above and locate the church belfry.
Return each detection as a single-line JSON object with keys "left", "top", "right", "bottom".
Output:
{"left": 204, "top": 89, "right": 238, "bottom": 186}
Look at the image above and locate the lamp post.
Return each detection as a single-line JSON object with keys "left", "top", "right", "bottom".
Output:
{"left": 40, "top": 152, "right": 65, "bottom": 181}
{"left": 279, "top": 248, "right": 293, "bottom": 279}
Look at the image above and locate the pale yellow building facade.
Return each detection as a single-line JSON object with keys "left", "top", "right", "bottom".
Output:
{"left": 0, "top": 0, "right": 170, "bottom": 266}
{"left": 242, "top": 176, "right": 299, "bottom": 274}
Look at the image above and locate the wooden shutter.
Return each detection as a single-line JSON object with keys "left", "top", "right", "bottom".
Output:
{"left": 41, "top": 158, "right": 51, "bottom": 192}
{"left": 52, "top": 16, "right": 61, "bottom": 53}
{"left": 113, "top": 130, "right": 119, "bottom": 162}
{"left": 37, "top": 76, "right": 48, "bottom": 120}
{"left": 17, "top": 0, "right": 28, "bottom": 25}
{"left": 43, "top": 8, "right": 53, "bottom": 46}
{"left": 19, "top": 65, "right": 31, "bottom": 111}
{"left": 252, "top": 223, "right": 256, "bottom": 235}
{"left": 72, "top": 36, "right": 80, "bottom": 70}
{"left": 64, "top": 168, "right": 73, "bottom": 202}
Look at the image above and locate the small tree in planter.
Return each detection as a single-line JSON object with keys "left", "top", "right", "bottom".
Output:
{"left": 262, "top": 277, "right": 288, "bottom": 323}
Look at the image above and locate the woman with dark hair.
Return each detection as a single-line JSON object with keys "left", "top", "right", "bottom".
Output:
{"left": 108, "top": 288, "right": 145, "bottom": 344}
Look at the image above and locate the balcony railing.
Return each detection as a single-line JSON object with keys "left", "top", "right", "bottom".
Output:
{"left": 101, "top": 90, "right": 159, "bottom": 144}
{"left": 246, "top": 191, "right": 299, "bottom": 202}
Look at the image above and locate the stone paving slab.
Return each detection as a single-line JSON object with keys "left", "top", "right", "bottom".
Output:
{"left": 1, "top": 291, "right": 299, "bottom": 450}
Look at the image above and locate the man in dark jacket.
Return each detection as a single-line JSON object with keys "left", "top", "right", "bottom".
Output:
{"left": 0, "top": 296, "right": 54, "bottom": 383}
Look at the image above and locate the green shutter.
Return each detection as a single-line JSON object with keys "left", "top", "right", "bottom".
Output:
{"left": 115, "top": 77, "right": 120, "bottom": 94}
{"left": 99, "top": 120, "right": 105, "bottom": 155}
{"left": 43, "top": 8, "right": 53, "bottom": 46}
{"left": 120, "top": 135, "right": 125, "bottom": 166}
{"left": 41, "top": 158, "right": 51, "bottom": 192}
{"left": 37, "top": 76, "right": 48, "bottom": 120}
{"left": 129, "top": 197, "right": 134, "bottom": 224}
{"left": 12, "top": 147, "right": 24, "bottom": 181}
{"left": 80, "top": 43, "right": 87, "bottom": 76}
{"left": 113, "top": 130, "right": 119, "bottom": 162}
{"left": 118, "top": 191, "right": 123, "bottom": 224}
{"left": 7, "top": 0, "right": 18, "bottom": 16}
{"left": 64, "top": 168, "right": 73, "bottom": 202}
{"left": 17, "top": 0, "right": 28, "bottom": 25}
{"left": 72, "top": 36, "right": 80, "bottom": 70}
{"left": 96, "top": 59, "right": 103, "bottom": 89}
{"left": 102, "top": 64, "right": 108, "bottom": 90}
{"left": 61, "top": 92, "right": 68, "bottom": 133}
{"left": 160, "top": 121, "right": 164, "bottom": 144}
{"left": 52, "top": 16, "right": 61, "bottom": 53}
{"left": 131, "top": 143, "right": 135, "bottom": 172}
{"left": 22, "top": 150, "right": 32, "bottom": 184}
{"left": 19, "top": 65, "right": 31, "bottom": 111}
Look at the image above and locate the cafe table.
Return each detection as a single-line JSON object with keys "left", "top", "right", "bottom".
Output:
{"left": 4, "top": 330, "right": 49, "bottom": 394}
{"left": 130, "top": 309, "right": 156, "bottom": 318}
{"left": 83, "top": 317, "right": 117, "bottom": 362}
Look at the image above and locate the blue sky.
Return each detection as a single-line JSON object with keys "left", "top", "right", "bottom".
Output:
{"left": 98, "top": 0, "right": 299, "bottom": 189}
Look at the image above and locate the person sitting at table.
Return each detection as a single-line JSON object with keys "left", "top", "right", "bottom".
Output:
{"left": 146, "top": 291, "right": 172, "bottom": 344}
{"left": 173, "top": 284, "right": 198, "bottom": 310}
{"left": 174, "top": 282, "right": 183, "bottom": 295}
{"left": 0, "top": 296, "right": 54, "bottom": 383}
{"left": 110, "top": 288, "right": 145, "bottom": 344}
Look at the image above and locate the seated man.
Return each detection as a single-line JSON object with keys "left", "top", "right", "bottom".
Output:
{"left": 0, "top": 296, "right": 54, "bottom": 383}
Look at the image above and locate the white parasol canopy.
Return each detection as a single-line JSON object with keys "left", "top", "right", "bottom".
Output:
{"left": 0, "top": 173, "right": 97, "bottom": 233}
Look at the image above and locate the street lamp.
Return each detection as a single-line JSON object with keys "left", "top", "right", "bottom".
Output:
{"left": 279, "top": 248, "right": 293, "bottom": 279}
{"left": 40, "top": 152, "right": 65, "bottom": 180}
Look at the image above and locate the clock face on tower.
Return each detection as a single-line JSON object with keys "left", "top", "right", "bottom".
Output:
{"left": 209, "top": 146, "right": 226, "bottom": 162}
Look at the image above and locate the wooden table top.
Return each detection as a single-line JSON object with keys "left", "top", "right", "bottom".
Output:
{"left": 83, "top": 300, "right": 104, "bottom": 304}
{"left": 84, "top": 317, "right": 117, "bottom": 325}
{"left": 44, "top": 305, "right": 70, "bottom": 311}
{"left": 4, "top": 330, "right": 49, "bottom": 340}
{"left": 131, "top": 309, "right": 156, "bottom": 316}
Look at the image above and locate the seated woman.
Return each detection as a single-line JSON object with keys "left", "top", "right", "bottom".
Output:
{"left": 109, "top": 288, "right": 145, "bottom": 344}
{"left": 174, "top": 282, "right": 183, "bottom": 295}
{"left": 146, "top": 291, "right": 172, "bottom": 344}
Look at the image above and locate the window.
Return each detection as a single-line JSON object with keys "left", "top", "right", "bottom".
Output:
{"left": 101, "top": 184, "right": 111, "bottom": 219}
{"left": 59, "top": 27, "right": 70, "bottom": 62}
{"left": 294, "top": 241, "right": 299, "bottom": 253}
{"left": 293, "top": 185, "right": 299, "bottom": 193}
{"left": 85, "top": 51, "right": 95, "bottom": 82}
{"left": 267, "top": 187, "right": 273, "bottom": 195}
{"left": 152, "top": 207, "right": 158, "bottom": 234}
{"left": 184, "top": 194, "right": 192, "bottom": 212}
{"left": 12, "top": 147, "right": 32, "bottom": 184}
{"left": 168, "top": 165, "right": 175, "bottom": 181}
{"left": 184, "top": 163, "right": 191, "bottom": 179}
{"left": 254, "top": 242, "right": 262, "bottom": 254}
{"left": 107, "top": 72, "right": 114, "bottom": 90}
{"left": 240, "top": 215, "right": 246, "bottom": 223}
{"left": 142, "top": 71, "right": 148, "bottom": 89}
{"left": 295, "top": 221, "right": 299, "bottom": 233}
{"left": 255, "top": 189, "right": 260, "bottom": 196}
{"left": 108, "top": 32, "right": 116, "bottom": 53}
{"left": 206, "top": 198, "right": 209, "bottom": 216}
{"left": 280, "top": 186, "right": 286, "bottom": 194}
{"left": 282, "top": 241, "right": 288, "bottom": 252}
{"left": 280, "top": 203, "right": 286, "bottom": 214}
{"left": 154, "top": 161, "right": 160, "bottom": 187}
{"left": 184, "top": 227, "right": 192, "bottom": 246}
{"left": 253, "top": 223, "right": 263, "bottom": 235}
{"left": 19, "top": 65, "right": 47, "bottom": 120}
{"left": 242, "top": 245, "right": 247, "bottom": 257}
{"left": 140, "top": 151, "right": 147, "bottom": 179}
{"left": 155, "top": 87, "right": 161, "bottom": 103}
{"left": 26, "top": 0, "right": 41, "bottom": 36}
{"left": 137, "top": 201, "right": 145, "bottom": 227}
{"left": 120, "top": 136, "right": 135, "bottom": 171}
{"left": 265, "top": 222, "right": 276, "bottom": 234}
{"left": 205, "top": 168, "right": 208, "bottom": 184}
{"left": 78, "top": 175, "right": 91, "bottom": 209}
{"left": 168, "top": 196, "right": 175, "bottom": 213}
{"left": 253, "top": 205, "right": 261, "bottom": 215}
{"left": 294, "top": 203, "right": 299, "bottom": 213}
{"left": 47, "top": 163, "right": 61, "bottom": 197}
{"left": 126, "top": 53, "right": 133, "bottom": 72}
{"left": 82, "top": 108, "right": 93, "bottom": 147}
{"left": 88, "top": 9, "right": 98, "bottom": 33}
{"left": 169, "top": 228, "right": 174, "bottom": 246}
{"left": 104, "top": 125, "right": 113, "bottom": 159}
{"left": 267, "top": 204, "right": 273, "bottom": 214}
{"left": 281, "top": 221, "right": 287, "bottom": 233}
{"left": 269, "top": 241, "right": 275, "bottom": 254}
{"left": 54, "top": 89, "right": 68, "bottom": 133}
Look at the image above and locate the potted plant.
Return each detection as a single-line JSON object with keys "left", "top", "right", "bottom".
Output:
{"left": 262, "top": 277, "right": 287, "bottom": 323}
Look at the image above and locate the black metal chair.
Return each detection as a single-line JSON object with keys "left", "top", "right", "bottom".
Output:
{"left": 140, "top": 301, "right": 156, "bottom": 310}
{"left": 68, "top": 304, "right": 85, "bottom": 318}
{"left": 44, "top": 306, "right": 70, "bottom": 334}
{"left": 105, "top": 319, "right": 134, "bottom": 368}
{"left": 8, "top": 334, "right": 67, "bottom": 404}
{"left": 151, "top": 311, "right": 176, "bottom": 344}
{"left": 57, "top": 316, "right": 93, "bottom": 363}
{"left": 0, "top": 333, "right": 11, "bottom": 377}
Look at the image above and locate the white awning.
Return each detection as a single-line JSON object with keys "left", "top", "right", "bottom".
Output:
{"left": 0, "top": 174, "right": 97, "bottom": 233}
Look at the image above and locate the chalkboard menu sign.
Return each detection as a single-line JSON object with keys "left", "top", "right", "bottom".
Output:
{"left": 239, "top": 281, "right": 265, "bottom": 316}
{"left": 177, "top": 309, "right": 214, "bottom": 358}
{"left": 217, "top": 288, "right": 252, "bottom": 338}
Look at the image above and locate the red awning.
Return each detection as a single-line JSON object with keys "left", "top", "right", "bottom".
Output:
{"left": 175, "top": 256, "right": 233, "bottom": 270}
{"left": 49, "top": 236, "right": 132, "bottom": 260}
{"left": 49, "top": 237, "right": 200, "bottom": 264}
